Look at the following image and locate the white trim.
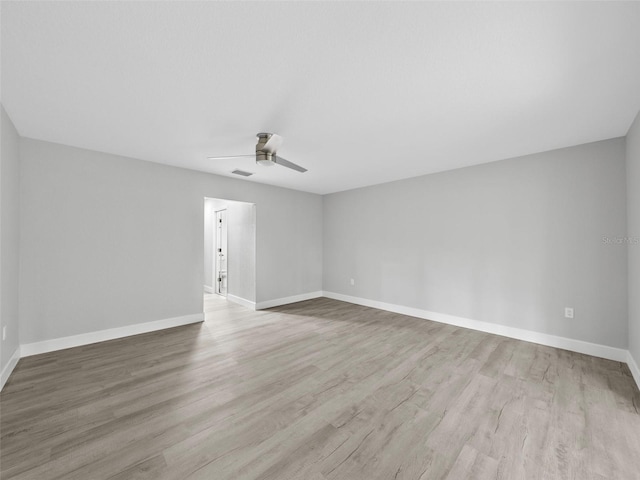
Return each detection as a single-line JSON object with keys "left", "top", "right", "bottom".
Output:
{"left": 256, "top": 291, "right": 324, "bottom": 310}
{"left": 322, "top": 291, "right": 628, "bottom": 363}
{"left": 627, "top": 351, "right": 640, "bottom": 391}
{"left": 0, "top": 347, "right": 21, "bottom": 391}
{"left": 203, "top": 285, "right": 214, "bottom": 294}
{"left": 20, "top": 313, "right": 204, "bottom": 357}
{"left": 4, "top": 296, "right": 637, "bottom": 391}
{"left": 227, "top": 294, "right": 256, "bottom": 310}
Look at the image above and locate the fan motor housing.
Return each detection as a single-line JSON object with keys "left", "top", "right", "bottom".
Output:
{"left": 256, "top": 133, "right": 275, "bottom": 166}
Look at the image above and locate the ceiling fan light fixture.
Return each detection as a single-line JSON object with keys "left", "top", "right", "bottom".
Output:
{"left": 256, "top": 151, "right": 274, "bottom": 167}
{"left": 209, "top": 132, "right": 307, "bottom": 173}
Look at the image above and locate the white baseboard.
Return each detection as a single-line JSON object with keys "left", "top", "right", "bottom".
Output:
{"left": 627, "top": 351, "right": 640, "bottom": 391}
{"left": 322, "top": 291, "right": 628, "bottom": 363}
{"left": 203, "top": 285, "right": 214, "bottom": 294}
{"left": 20, "top": 313, "right": 204, "bottom": 357}
{"left": 8, "top": 294, "right": 637, "bottom": 391}
{"left": 227, "top": 294, "right": 256, "bottom": 310}
{"left": 256, "top": 291, "right": 323, "bottom": 310}
{"left": 0, "top": 347, "right": 21, "bottom": 391}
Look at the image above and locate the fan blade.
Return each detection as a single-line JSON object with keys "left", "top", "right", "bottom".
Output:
{"left": 273, "top": 156, "right": 307, "bottom": 173}
{"left": 207, "top": 154, "right": 254, "bottom": 160}
{"left": 261, "top": 134, "right": 283, "bottom": 154}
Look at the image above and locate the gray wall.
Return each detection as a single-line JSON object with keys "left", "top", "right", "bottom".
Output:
{"left": 627, "top": 111, "right": 640, "bottom": 366}
{"left": 324, "top": 139, "right": 628, "bottom": 348}
{"left": 19, "top": 138, "right": 322, "bottom": 344}
{"left": 8, "top": 122, "right": 636, "bottom": 357}
{"left": 227, "top": 201, "right": 256, "bottom": 303}
{"left": 1, "top": 105, "right": 21, "bottom": 369}
{"left": 204, "top": 198, "right": 215, "bottom": 290}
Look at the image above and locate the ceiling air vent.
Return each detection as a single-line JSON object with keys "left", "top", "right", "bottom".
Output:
{"left": 231, "top": 169, "right": 253, "bottom": 177}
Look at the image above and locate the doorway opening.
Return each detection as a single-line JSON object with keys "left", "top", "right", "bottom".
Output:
{"left": 203, "top": 197, "right": 256, "bottom": 314}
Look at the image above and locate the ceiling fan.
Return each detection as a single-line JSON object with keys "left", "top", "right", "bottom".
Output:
{"left": 207, "top": 133, "right": 307, "bottom": 173}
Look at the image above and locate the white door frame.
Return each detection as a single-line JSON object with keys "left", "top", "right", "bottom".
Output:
{"left": 214, "top": 209, "right": 228, "bottom": 296}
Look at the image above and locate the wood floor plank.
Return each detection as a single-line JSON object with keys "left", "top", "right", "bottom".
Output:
{"left": 1, "top": 294, "right": 639, "bottom": 479}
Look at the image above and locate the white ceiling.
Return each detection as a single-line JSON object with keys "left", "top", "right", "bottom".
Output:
{"left": 2, "top": 2, "right": 640, "bottom": 194}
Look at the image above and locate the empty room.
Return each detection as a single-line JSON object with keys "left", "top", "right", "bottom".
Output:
{"left": 1, "top": 1, "right": 640, "bottom": 479}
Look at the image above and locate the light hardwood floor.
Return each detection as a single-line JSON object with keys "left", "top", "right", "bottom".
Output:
{"left": 1, "top": 296, "right": 639, "bottom": 479}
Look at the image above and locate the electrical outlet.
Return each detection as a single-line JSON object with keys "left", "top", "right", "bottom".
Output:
{"left": 564, "top": 307, "right": 574, "bottom": 319}
{"left": 350, "top": 278, "right": 355, "bottom": 286}
{"left": 2, "top": 326, "right": 6, "bottom": 341}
